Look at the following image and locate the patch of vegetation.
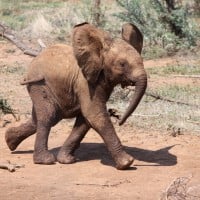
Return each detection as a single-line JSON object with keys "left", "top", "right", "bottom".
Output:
{"left": 143, "top": 46, "right": 168, "bottom": 60}
{"left": 147, "top": 64, "right": 200, "bottom": 75}
{"left": 1, "top": 14, "right": 27, "bottom": 30}
{"left": 0, "top": 98, "right": 14, "bottom": 115}
{"left": 151, "top": 84, "right": 200, "bottom": 104}
{"left": 20, "top": 1, "right": 63, "bottom": 9}
{"left": 0, "top": 64, "right": 25, "bottom": 75}
{"left": 0, "top": 0, "right": 64, "bottom": 30}
{"left": 5, "top": 48, "right": 16, "bottom": 54}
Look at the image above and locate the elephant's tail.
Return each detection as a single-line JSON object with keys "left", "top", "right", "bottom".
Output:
{"left": 20, "top": 75, "right": 44, "bottom": 85}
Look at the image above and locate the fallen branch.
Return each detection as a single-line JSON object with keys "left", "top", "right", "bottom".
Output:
{"left": 126, "top": 87, "right": 199, "bottom": 108}
{"left": 0, "top": 22, "right": 40, "bottom": 57}
{"left": 74, "top": 180, "right": 131, "bottom": 187}
{"left": 145, "top": 91, "right": 199, "bottom": 108}
{"left": 0, "top": 160, "right": 25, "bottom": 172}
{"left": 172, "top": 75, "right": 200, "bottom": 78}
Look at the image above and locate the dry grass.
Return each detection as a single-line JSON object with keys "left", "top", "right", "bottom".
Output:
{"left": 31, "top": 14, "right": 53, "bottom": 38}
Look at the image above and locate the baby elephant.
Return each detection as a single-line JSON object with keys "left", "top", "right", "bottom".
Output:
{"left": 5, "top": 22, "right": 147, "bottom": 170}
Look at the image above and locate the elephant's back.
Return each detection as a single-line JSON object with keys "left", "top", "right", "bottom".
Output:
{"left": 25, "top": 44, "right": 81, "bottom": 113}
{"left": 28, "top": 44, "right": 79, "bottom": 79}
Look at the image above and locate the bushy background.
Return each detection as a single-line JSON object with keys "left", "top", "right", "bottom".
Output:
{"left": 0, "top": 0, "right": 199, "bottom": 58}
{"left": 0, "top": 0, "right": 200, "bottom": 133}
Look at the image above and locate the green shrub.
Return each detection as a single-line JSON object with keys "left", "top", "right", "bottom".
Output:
{"left": 115, "top": 0, "right": 200, "bottom": 57}
{"left": 0, "top": 98, "right": 14, "bottom": 115}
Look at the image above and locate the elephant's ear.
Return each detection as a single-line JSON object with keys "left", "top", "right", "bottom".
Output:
{"left": 72, "top": 22, "right": 111, "bottom": 83}
{"left": 121, "top": 23, "right": 143, "bottom": 54}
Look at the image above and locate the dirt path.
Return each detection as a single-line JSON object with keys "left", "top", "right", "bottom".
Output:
{"left": 1, "top": 123, "right": 200, "bottom": 200}
{"left": 0, "top": 41, "right": 200, "bottom": 200}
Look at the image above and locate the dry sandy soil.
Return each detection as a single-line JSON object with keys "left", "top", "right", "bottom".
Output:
{"left": 0, "top": 41, "right": 200, "bottom": 200}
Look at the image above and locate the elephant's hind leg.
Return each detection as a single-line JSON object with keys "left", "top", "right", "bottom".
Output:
{"left": 29, "top": 84, "right": 61, "bottom": 165}
{"left": 5, "top": 117, "right": 36, "bottom": 151}
{"left": 57, "top": 114, "right": 90, "bottom": 164}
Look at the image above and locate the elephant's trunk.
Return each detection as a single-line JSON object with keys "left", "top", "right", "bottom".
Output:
{"left": 119, "top": 74, "right": 147, "bottom": 126}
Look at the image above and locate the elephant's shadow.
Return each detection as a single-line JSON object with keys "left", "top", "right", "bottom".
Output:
{"left": 13, "top": 143, "right": 177, "bottom": 169}
{"left": 73, "top": 143, "right": 177, "bottom": 168}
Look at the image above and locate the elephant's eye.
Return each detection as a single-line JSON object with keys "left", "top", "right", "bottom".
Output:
{"left": 119, "top": 60, "right": 128, "bottom": 68}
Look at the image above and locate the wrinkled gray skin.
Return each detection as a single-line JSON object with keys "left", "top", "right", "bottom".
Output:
{"left": 5, "top": 23, "right": 147, "bottom": 170}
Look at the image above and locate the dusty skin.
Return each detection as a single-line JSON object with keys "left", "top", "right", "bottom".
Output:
{"left": 1, "top": 42, "right": 200, "bottom": 199}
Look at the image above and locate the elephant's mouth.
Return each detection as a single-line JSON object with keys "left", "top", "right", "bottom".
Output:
{"left": 121, "top": 79, "right": 136, "bottom": 89}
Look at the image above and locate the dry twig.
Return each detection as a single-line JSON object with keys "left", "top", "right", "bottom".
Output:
{"left": 0, "top": 160, "right": 25, "bottom": 172}
{"left": 37, "top": 38, "right": 46, "bottom": 49}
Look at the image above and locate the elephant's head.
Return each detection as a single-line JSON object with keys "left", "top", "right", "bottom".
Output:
{"left": 72, "top": 22, "right": 147, "bottom": 125}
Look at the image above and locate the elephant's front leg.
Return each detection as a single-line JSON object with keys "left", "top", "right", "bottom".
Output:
{"left": 57, "top": 114, "right": 90, "bottom": 164}
{"left": 82, "top": 102, "right": 134, "bottom": 170}
{"left": 77, "top": 80, "right": 133, "bottom": 169}
{"left": 91, "top": 112, "right": 134, "bottom": 169}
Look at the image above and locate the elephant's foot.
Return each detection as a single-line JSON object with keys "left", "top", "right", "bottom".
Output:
{"left": 5, "top": 120, "right": 36, "bottom": 151}
{"left": 114, "top": 151, "right": 134, "bottom": 170}
{"left": 5, "top": 128, "right": 22, "bottom": 151}
{"left": 33, "top": 150, "right": 56, "bottom": 165}
{"left": 57, "top": 150, "right": 76, "bottom": 164}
